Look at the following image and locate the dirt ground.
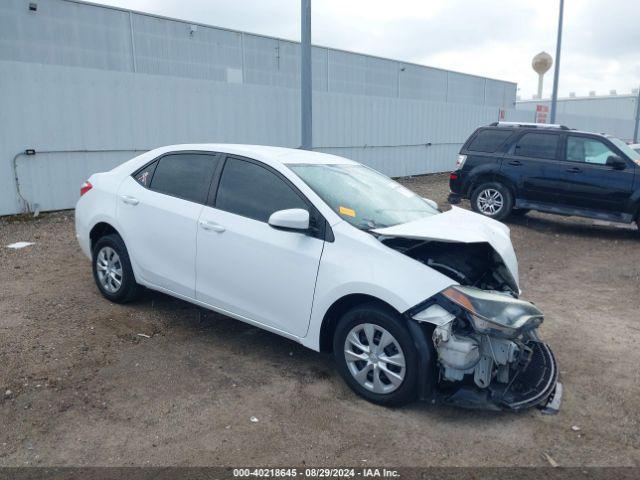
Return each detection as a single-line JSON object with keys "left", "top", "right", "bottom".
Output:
{"left": 1, "top": 172, "right": 639, "bottom": 467}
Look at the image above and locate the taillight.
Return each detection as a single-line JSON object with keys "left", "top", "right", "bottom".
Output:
{"left": 80, "top": 181, "right": 93, "bottom": 196}
{"left": 450, "top": 173, "right": 458, "bottom": 180}
{"left": 455, "top": 154, "right": 467, "bottom": 169}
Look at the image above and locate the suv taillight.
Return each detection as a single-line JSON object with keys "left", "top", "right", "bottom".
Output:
{"left": 456, "top": 154, "right": 467, "bottom": 169}
{"left": 80, "top": 181, "right": 93, "bottom": 196}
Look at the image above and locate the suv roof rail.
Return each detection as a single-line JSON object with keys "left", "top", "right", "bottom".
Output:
{"left": 489, "top": 121, "right": 571, "bottom": 130}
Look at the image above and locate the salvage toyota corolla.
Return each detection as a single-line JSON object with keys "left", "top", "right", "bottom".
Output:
{"left": 75, "top": 144, "right": 561, "bottom": 411}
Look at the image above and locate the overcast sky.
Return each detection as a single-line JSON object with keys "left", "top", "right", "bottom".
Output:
{"left": 95, "top": 0, "right": 639, "bottom": 99}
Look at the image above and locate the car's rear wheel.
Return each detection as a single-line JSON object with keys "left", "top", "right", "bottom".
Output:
{"left": 92, "top": 234, "right": 142, "bottom": 303}
{"left": 333, "top": 303, "right": 418, "bottom": 406}
{"left": 471, "top": 182, "right": 513, "bottom": 221}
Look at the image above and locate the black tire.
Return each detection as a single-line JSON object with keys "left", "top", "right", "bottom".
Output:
{"left": 92, "top": 233, "right": 143, "bottom": 303}
{"left": 470, "top": 181, "right": 514, "bottom": 221}
{"left": 333, "top": 302, "right": 419, "bottom": 407}
{"left": 510, "top": 208, "right": 530, "bottom": 218}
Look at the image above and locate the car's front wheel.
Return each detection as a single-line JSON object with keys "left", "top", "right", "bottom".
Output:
{"left": 471, "top": 181, "right": 513, "bottom": 220}
{"left": 92, "top": 234, "right": 143, "bottom": 303}
{"left": 333, "top": 303, "right": 418, "bottom": 406}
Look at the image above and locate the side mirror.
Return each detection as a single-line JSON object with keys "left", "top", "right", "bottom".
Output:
{"left": 423, "top": 198, "right": 439, "bottom": 210}
{"left": 268, "top": 208, "right": 310, "bottom": 232}
{"left": 606, "top": 155, "right": 626, "bottom": 170}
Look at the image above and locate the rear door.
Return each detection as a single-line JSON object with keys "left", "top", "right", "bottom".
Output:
{"left": 117, "top": 152, "right": 220, "bottom": 298}
{"left": 195, "top": 156, "right": 325, "bottom": 337}
{"left": 559, "top": 134, "right": 635, "bottom": 213}
{"left": 501, "top": 131, "right": 563, "bottom": 204}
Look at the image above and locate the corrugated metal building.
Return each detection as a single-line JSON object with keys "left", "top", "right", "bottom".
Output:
{"left": 0, "top": 0, "right": 519, "bottom": 215}
{"left": 517, "top": 94, "right": 638, "bottom": 119}
{"left": 516, "top": 94, "right": 639, "bottom": 141}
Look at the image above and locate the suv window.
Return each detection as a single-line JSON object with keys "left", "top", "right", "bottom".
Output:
{"left": 467, "top": 129, "right": 513, "bottom": 153}
{"left": 513, "top": 132, "right": 559, "bottom": 160}
{"left": 149, "top": 153, "right": 219, "bottom": 204}
{"left": 566, "top": 136, "right": 617, "bottom": 165}
{"left": 215, "top": 158, "right": 308, "bottom": 222}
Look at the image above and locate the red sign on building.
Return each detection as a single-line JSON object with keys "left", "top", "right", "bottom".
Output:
{"left": 535, "top": 104, "right": 549, "bottom": 124}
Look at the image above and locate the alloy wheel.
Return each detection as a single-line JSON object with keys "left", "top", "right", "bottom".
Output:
{"left": 96, "top": 246, "right": 123, "bottom": 293}
{"left": 477, "top": 188, "right": 504, "bottom": 215}
{"left": 343, "top": 323, "right": 406, "bottom": 394}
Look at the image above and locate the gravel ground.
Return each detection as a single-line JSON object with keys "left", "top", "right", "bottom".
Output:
{"left": 1, "top": 172, "right": 639, "bottom": 467}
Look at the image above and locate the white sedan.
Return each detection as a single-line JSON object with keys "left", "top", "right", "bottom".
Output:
{"left": 75, "top": 144, "right": 560, "bottom": 410}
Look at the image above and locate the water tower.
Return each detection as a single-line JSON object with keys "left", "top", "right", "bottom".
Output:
{"left": 532, "top": 52, "right": 553, "bottom": 99}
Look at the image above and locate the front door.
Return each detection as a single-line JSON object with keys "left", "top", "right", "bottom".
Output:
{"left": 195, "top": 156, "right": 325, "bottom": 337}
{"left": 117, "top": 152, "right": 220, "bottom": 297}
{"left": 559, "top": 135, "right": 635, "bottom": 214}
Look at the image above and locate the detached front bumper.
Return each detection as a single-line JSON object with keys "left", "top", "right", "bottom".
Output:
{"left": 438, "top": 341, "right": 561, "bottom": 413}
{"left": 501, "top": 341, "right": 560, "bottom": 412}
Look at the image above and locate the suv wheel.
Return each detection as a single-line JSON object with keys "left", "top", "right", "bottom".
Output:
{"left": 92, "top": 234, "right": 143, "bottom": 303}
{"left": 471, "top": 182, "right": 513, "bottom": 220}
{"left": 333, "top": 303, "right": 418, "bottom": 407}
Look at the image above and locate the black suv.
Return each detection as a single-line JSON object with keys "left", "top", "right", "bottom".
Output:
{"left": 448, "top": 122, "right": 640, "bottom": 228}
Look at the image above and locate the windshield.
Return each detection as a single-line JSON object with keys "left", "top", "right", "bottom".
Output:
{"left": 609, "top": 137, "right": 640, "bottom": 164}
{"left": 290, "top": 164, "right": 440, "bottom": 229}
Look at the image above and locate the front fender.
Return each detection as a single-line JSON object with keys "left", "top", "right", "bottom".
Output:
{"left": 301, "top": 222, "right": 456, "bottom": 351}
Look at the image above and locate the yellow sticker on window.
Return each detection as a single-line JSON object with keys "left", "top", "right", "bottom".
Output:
{"left": 339, "top": 206, "right": 356, "bottom": 217}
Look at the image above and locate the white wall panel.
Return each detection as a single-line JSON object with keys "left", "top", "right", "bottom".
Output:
{"left": 0, "top": 60, "right": 512, "bottom": 214}
{"left": 0, "top": 0, "right": 521, "bottom": 215}
{"left": 1, "top": 0, "right": 516, "bottom": 106}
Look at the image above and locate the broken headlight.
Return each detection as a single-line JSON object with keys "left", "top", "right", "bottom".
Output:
{"left": 441, "top": 285, "right": 543, "bottom": 338}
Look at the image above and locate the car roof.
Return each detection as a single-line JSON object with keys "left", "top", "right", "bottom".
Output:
{"left": 143, "top": 144, "right": 358, "bottom": 166}
{"left": 485, "top": 122, "right": 611, "bottom": 138}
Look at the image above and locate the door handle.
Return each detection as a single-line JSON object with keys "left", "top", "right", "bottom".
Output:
{"left": 120, "top": 195, "right": 139, "bottom": 205}
{"left": 199, "top": 220, "right": 226, "bottom": 233}
{"left": 507, "top": 160, "right": 522, "bottom": 166}
{"left": 566, "top": 167, "right": 582, "bottom": 173}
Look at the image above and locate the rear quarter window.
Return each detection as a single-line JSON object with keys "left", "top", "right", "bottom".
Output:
{"left": 465, "top": 129, "right": 514, "bottom": 153}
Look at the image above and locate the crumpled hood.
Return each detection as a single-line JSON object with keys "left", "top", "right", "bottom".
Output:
{"left": 372, "top": 206, "right": 519, "bottom": 287}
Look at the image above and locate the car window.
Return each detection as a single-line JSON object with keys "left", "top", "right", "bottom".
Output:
{"left": 513, "top": 132, "right": 559, "bottom": 160}
{"left": 566, "top": 137, "right": 617, "bottom": 165}
{"left": 133, "top": 160, "right": 157, "bottom": 187}
{"left": 466, "top": 129, "right": 513, "bottom": 153}
{"left": 215, "top": 158, "right": 308, "bottom": 222}
{"left": 149, "top": 153, "right": 219, "bottom": 204}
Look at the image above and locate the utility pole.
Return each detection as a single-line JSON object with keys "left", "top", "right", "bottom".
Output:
{"left": 634, "top": 86, "right": 640, "bottom": 143}
{"left": 549, "top": 0, "right": 564, "bottom": 124}
{"left": 300, "top": 0, "right": 312, "bottom": 150}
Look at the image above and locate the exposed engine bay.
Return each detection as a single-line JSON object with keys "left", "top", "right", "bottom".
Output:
{"left": 378, "top": 236, "right": 560, "bottom": 412}
{"left": 409, "top": 299, "right": 559, "bottom": 412}
{"left": 433, "top": 315, "right": 523, "bottom": 388}
{"left": 371, "top": 209, "right": 560, "bottom": 412}
{"left": 381, "top": 238, "right": 519, "bottom": 296}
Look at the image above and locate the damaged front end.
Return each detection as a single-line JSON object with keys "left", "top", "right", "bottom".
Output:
{"left": 406, "top": 287, "right": 561, "bottom": 412}
{"left": 372, "top": 207, "right": 560, "bottom": 412}
{"left": 382, "top": 238, "right": 519, "bottom": 296}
